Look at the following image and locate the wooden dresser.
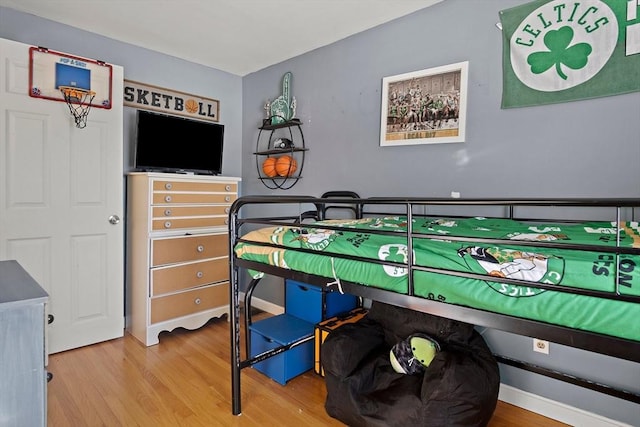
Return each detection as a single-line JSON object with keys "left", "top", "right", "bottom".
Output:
{"left": 126, "top": 172, "right": 240, "bottom": 346}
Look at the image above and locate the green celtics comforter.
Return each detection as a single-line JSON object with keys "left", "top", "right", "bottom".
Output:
{"left": 235, "top": 216, "right": 640, "bottom": 341}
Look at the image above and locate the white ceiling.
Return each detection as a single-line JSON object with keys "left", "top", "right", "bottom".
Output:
{"left": 0, "top": 0, "right": 443, "bottom": 76}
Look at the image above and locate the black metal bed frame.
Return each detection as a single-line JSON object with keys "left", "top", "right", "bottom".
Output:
{"left": 228, "top": 196, "right": 640, "bottom": 416}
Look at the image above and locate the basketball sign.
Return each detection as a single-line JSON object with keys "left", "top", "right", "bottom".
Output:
{"left": 123, "top": 80, "right": 220, "bottom": 122}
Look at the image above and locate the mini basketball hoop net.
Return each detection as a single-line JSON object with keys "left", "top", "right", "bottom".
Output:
{"left": 59, "top": 86, "right": 96, "bottom": 128}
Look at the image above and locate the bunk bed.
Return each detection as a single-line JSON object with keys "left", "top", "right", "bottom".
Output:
{"left": 228, "top": 196, "right": 640, "bottom": 416}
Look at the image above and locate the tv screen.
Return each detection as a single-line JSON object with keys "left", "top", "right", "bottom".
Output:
{"left": 134, "top": 110, "right": 224, "bottom": 175}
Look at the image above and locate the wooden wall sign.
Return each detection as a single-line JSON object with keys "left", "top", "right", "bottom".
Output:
{"left": 123, "top": 79, "right": 220, "bottom": 122}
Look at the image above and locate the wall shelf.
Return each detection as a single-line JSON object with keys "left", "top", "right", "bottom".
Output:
{"left": 255, "top": 118, "right": 306, "bottom": 190}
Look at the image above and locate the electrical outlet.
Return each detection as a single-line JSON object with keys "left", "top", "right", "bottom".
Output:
{"left": 533, "top": 338, "right": 549, "bottom": 354}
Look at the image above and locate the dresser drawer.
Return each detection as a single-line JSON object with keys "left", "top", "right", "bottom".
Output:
{"left": 150, "top": 283, "right": 229, "bottom": 324}
{"left": 153, "top": 180, "right": 237, "bottom": 193}
{"left": 152, "top": 205, "right": 231, "bottom": 218}
{"left": 152, "top": 216, "right": 229, "bottom": 231}
{"left": 152, "top": 193, "right": 236, "bottom": 205}
{"left": 151, "top": 258, "right": 228, "bottom": 296}
{"left": 151, "top": 234, "right": 228, "bottom": 266}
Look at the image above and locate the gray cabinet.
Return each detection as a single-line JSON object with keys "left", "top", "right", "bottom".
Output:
{"left": 0, "top": 260, "right": 49, "bottom": 427}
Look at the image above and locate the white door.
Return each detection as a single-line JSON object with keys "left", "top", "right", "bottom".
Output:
{"left": 0, "top": 38, "right": 124, "bottom": 353}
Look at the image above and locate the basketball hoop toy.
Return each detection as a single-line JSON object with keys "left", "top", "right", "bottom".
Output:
{"left": 59, "top": 86, "right": 96, "bottom": 129}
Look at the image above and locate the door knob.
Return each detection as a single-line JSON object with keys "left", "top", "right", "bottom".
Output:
{"left": 109, "top": 215, "right": 120, "bottom": 225}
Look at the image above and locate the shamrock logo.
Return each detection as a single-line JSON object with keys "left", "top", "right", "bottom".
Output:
{"left": 527, "top": 26, "right": 592, "bottom": 80}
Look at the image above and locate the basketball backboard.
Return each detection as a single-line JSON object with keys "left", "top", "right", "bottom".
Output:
{"left": 29, "top": 46, "right": 113, "bottom": 109}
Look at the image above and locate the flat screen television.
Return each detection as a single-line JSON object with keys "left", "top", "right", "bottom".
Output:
{"left": 134, "top": 110, "right": 224, "bottom": 175}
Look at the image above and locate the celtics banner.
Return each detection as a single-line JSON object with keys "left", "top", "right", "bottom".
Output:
{"left": 500, "top": 0, "right": 640, "bottom": 108}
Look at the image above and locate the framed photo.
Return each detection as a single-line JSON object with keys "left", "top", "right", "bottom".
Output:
{"left": 380, "top": 61, "right": 468, "bottom": 146}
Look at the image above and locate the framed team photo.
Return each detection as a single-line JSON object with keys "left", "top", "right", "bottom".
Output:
{"left": 380, "top": 61, "right": 468, "bottom": 146}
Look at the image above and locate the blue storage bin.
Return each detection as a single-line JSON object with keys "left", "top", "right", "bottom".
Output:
{"left": 249, "top": 314, "right": 315, "bottom": 385}
{"left": 285, "top": 279, "right": 357, "bottom": 324}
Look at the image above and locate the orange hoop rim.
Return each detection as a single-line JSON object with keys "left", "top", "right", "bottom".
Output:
{"left": 59, "top": 86, "right": 96, "bottom": 99}
{"left": 59, "top": 86, "right": 96, "bottom": 129}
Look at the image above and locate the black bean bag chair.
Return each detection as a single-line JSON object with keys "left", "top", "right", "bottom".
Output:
{"left": 321, "top": 302, "right": 500, "bottom": 426}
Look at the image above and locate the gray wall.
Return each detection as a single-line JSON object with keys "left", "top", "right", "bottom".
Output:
{"left": 241, "top": 0, "right": 639, "bottom": 424}
{"left": 242, "top": 0, "right": 638, "bottom": 199}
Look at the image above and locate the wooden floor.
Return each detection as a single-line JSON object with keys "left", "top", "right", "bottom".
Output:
{"left": 47, "top": 313, "right": 568, "bottom": 426}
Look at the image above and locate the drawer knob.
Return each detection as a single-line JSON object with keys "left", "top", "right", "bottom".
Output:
{"left": 165, "top": 183, "right": 173, "bottom": 190}
{"left": 165, "top": 195, "right": 172, "bottom": 203}
{"left": 225, "top": 207, "right": 230, "bottom": 214}
{"left": 164, "top": 209, "right": 172, "bottom": 216}
{"left": 196, "top": 271, "right": 204, "bottom": 278}
{"left": 164, "top": 221, "right": 172, "bottom": 228}
{"left": 194, "top": 298, "right": 202, "bottom": 305}
{"left": 225, "top": 218, "right": 229, "bottom": 225}
{"left": 197, "top": 245, "right": 205, "bottom": 253}
{"left": 225, "top": 185, "right": 231, "bottom": 191}
{"left": 225, "top": 196, "right": 231, "bottom": 202}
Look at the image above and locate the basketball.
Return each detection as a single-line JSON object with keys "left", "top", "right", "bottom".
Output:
{"left": 185, "top": 99, "right": 199, "bottom": 113}
{"left": 275, "top": 155, "right": 297, "bottom": 177}
{"left": 262, "top": 157, "right": 278, "bottom": 177}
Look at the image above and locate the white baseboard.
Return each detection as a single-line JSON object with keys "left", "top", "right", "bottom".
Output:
{"left": 499, "top": 384, "right": 632, "bottom": 427}
{"left": 239, "top": 291, "right": 283, "bottom": 315}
